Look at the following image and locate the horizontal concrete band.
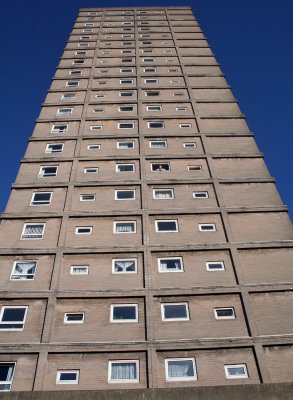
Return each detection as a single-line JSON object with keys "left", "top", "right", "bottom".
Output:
{"left": 0, "top": 383, "right": 292, "bottom": 400}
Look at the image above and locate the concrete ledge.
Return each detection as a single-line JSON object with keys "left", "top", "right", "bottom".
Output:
{"left": 0, "top": 383, "right": 293, "bottom": 400}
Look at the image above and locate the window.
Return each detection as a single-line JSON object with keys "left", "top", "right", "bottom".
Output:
{"left": 214, "top": 307, "right": 235, "bottom": 319}
{"left": 111, "top": 304, "right": 138, "bottom": 322}
{"left": 165, "top": 358, "right": 196, "bottom": 381}
{"left": 148, "top": 121, "right": 165, "bottom": 128}
{"left": 56, "top": 370, "right": 79, "bottom": 385}
{"left": 153, "top": 189, "right": 174, "bottom": 199}
{"left": 206, "top": 261, "right": 225, "bottom": 271}
{"left": 61, "top": 93, "right": 76, "bottom": 100}
{"left": 161, "top": 303, "right": 189, "bottom": 321}
{"left": 66, "top": 81, "right": 79, "bottom": 87}
{"left": 80, "top": 194, "right": 96, "bottom": 201}
{"left": 75, "top": 51, "right": 87, "bottom": 55}
{"left": 145, "top": 91, "right": 160, "bottom": 97}
{"left": 82, "top": 29, "right": 92, "bottom": 33}
{"left": 78, "top": 43, "right": 89, "bottom": 47}
{"left": 155, "top": 220, "right": 178, "bottom": 232}
{"left": 87, "top": 144, "right": 100, "bottom": 150}
{"left": 75, "top": 227, "right": 92, "bottom": 235}
{"left": 171, "top": 80, "right": 181, "bottom": 83}
{"left": 93, "top": 108, "right": 104, "bottom": 113}
{"left": 57, "top": 108, "right": 73, "bottom": 116}
{"left": 90, "top": 125, "right": 102, "bottom": 130}
{"left": 115, "top": 190, "right": 135, "bottom": 200}
{"left": 224, "top": 364, "right": 248, "bottom": 379}
{"left": 31, "top": 192, "right": 52, "bottom": 206}
{"left": 80, "top": 35, "right": 91, "bottom": 40}
{"left": 122, "top": 34, "right": 133, "bottom": 38}
{"left": 95, "top": 94, "right": 105, "bottom": 98}
{"left": 121, "top": 50, "right": 132, "bottom": 54}
{"left": 149, "top": 140, "right": 167, "bottom": 148}
{"left": 142, "top": 49, "right": 153, "bottom": 54}
{"left": 199, "top": 223, "right": 216, "bottom": 232}
{"left": 21, "top": 224, "right": 45, "bottom": 239}
{"left": 144, "top": 79, "right": 157, "bottom": 84}
{"left": 141, "top": 34, "right": 151, "bottom": 38}
{"left": 51, "top": 124, "right": 68, "bottom": 133}
{"left": 10, "top": 261, "right": 37, "bottom": 280}
{"left": 84, "top": 23, "right": 94, "bottom": 27}
{"left": 147, "top": 105, "right": 162, "bottom": 112}
{"left": 144, "top": 67, "right": 156, "bottom": 72}
{"left": 121, "top": 58, "right": 133, "bottom": 63}
{"left": 143, "top": 58, "right": 154, "bottom": 62}
{"left": 72, "top": 60, "right": 85, "bottom": 65}
{"left": 173, "top": 92, "right": 184, "bottom": 97}
{"left": 193, "top": 192, "right": 209, "bottom": 199}
{"left": 84, "top": 167, "right": 98, "bottom": 174}
{"left": 176, "top": 107, "right": 187, "bottom": 111}
{"left": 116, "top": 163, "right": 135, "bottom": 172}
{"left": 120, "top": 79, "right": 134, "bottom": 84}
{"left": 118, "top": 106, "right": 134, "bottom": 112}
{"left": 151, "top": 163, "right": 170, "bottom": 172}
{"left": 180, "top": 123, "right": 192, "bottom": 128}
{"left": 64, "top": 313, "right": 84, "bottom": 324}
{"left": 114, "top": 221, "right": 136, "bottom": 233}
{"left": 183, "top": 143, "right": 197, "bottom": 148}
{"left": 108, "top": 360, "right": 139, "bottom": 383}
{"left": 112, "top": 259, "right": 137, "bottom": 273}
{"left": 119, "top": 91, "right": 134, "bottom": 97}
{"left": 120, "top": 68, "right": 134, "bottom": 73}
{"left": 70, "top": 266, "right": 89, "bottom": 275}
{"left": 188, "top": 165, "right": 202, "bottom": 171}
{"left": 118, "top": 122, "right": 134, "bottom": 129}
{"left": 97, "top": 81, "right": 107, "bottom": 85}
{"left": 69, "top": 70, "right": 82, "bottom": 76}
{"left": 0, "top": 306, "right": 27, "bottom": 330}
{"left": 117, "top": 141, "right": 134, "bottom": 149}
{"left": 158, "top": 257, "right": 183, "bottom": 272}
{"left": 0, "top": 363, "right": 15, "bottom": 391}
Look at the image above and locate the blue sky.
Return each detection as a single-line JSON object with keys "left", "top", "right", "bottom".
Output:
{"left": 0, "top": 0, "right": 292, "bottom": 219}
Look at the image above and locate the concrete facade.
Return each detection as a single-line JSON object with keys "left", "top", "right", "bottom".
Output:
{"left": 0, "top": 6, "right": 292, "bottom": 396}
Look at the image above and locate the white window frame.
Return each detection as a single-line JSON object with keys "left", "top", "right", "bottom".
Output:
{"left": 61, "top": 93, "right": 76, "bottom": 100}
{"left": 113, "top": 221, "right": 136, "bottom": 234}
{"left": 77, "top": 43, "right": 89, "bottom": 47}
{"left": 145, "top": 90, "right": 160, "bottom": 97}
{"left": 176, "top": 107, "right": 187, "bottom": 111}
{"left": 30, "top": 192, "right": 52, "bottom": 206}
{"left": 21, "top": 223, "right": 45, "bottom": 240}
{"left": 110, "top": 304, "right": 138, "bottom": 322}
{"left": 193, "top": 191, "right": 209, "bottom": 199}
{"left": 0, "top": 306, "right": 28, "bottom": 331}
{"left": 161, "top": 302, "right": 189, "bottom": 321}
{"left": 117, "top": 141, "right": 135, "bottom": 149}
{"left": 39, "top": 162, "right": 59, "bottom": 173}
{"left": 148, "top": 121, "right": 165, "bottom": 129}
{"left": 199, "top": 223, "right": 216, "bottom": 232}
{"left": 214, "top": 307, "right": 236, "bottom": 320}
{"left": 84, "top": 167, "right": 98, "bottom": 174}
{"left": 158, "top": 257, "right": 183, "bottom": 273}
{"left": 146, "top": 105, "right": 162, "bottom": 112}
{"left": 144, "top": 78, "right": 158, "bottom": 84}
{"left": 119, "top": 91, "right": 134, "bottom": 97}
{"left": 69, "top": 70, "right": 82, "bottom": 76}
{"left": 144, "top": 67, "right": 157, "bottom": 72}
{"left": 120, "top": 68, "right": 134, "bottom": 73}
{"left": 65, "top": 81, "right": 79, "bottom": 87}
{"left": 10, "top": 260, "right": 37, "bottom": 281}
{"left": 149, "top": 140, "right": 167, "bottom": 148}
{"left": 56, "top": 370, "right": 79, "bottom": 385}
{"left": 155, "top": 220, "right": 178, "bottom": 233}
{"left": 151, "top": 163, "right": 170, "bottom": 172}
{"left": 115, "top": 190, "right": 136, "bottom": 200}
{"left": 75, "top": 226, "right": 92, "bottom": 235}
{"left": 165, "top": 358, "right": 197, "bottom": 381}
{"left": 117, "top": 122, "right": 134, "bottom": 129}
{"left": 120, "top": 79, "right": 134, "bottom": 84}
{"left": 118, "top": 105, "right": 135, "bottom": 112}
{"left": 108, "top": 360, "right": 139, "bottom": 383}
{"left": 87, "top": 144, "right": 101, "bottom": 150}
{"left": 70, "top": 265, "right": 89, "bottom": 275}
{"left": 183, "top": 143, "right": 197, "bottom": 148}
{"left": 90, "top": 125, "right": 103, "bottom": 130}
{"left": 57, "top": 108, "right": 73, "bottom": 116}
{"left": 112, "top": 258, "right": 137, "bottom": 274}
{"left": 51, "top": 125, "right": 68, "bottom": 133}
{"left": 75, "top": 51, "right": 87, "bottom": 55}
{"left": 179, "top": 123, "right": 192, "bottom": 128}
{"left": 116, "top": 163, "right": 135, "bottom": 172}
{"left": 0, "top": 363, "right": 16, "bottom": 391}
{"left": 153, "top": 188, "right": 174, "bottom": 199}
{"left": 64, "top": 313, "right": 84, "bottom": 324}
{"left": 206, "top": 261, "right": 225, "bottom": 271}
{"left": 143, "top": 58, "right": 155, "bottom": 62}
{"left": 80, "top": 194, "right": 96, "bottom": 201}
{"left": 224, "top": 364, "right": 248, "bottom": 379}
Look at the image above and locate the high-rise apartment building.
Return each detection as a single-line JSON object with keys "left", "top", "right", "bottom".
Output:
{"left": 0, "top": 6, "right": 292, "bottom": 398}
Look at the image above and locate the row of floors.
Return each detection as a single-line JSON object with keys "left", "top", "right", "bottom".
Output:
{"left": 1, "top": 345, "right": 293, "bottom": 391}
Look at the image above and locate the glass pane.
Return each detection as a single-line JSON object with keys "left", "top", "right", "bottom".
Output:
{"left": 2, "top": 308, "right": 25, "bottom": 322}
{"left": 168, "top": 360, "right": 194, "bottom": 378}
{"left": 113, "top": 306, "right": 136, "bottom": 320}
{"left": 157, "top": 221, "right": 176, "bottom": 231}
{"left": 164, "top": 304, "right": 187, "bottom": 319}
